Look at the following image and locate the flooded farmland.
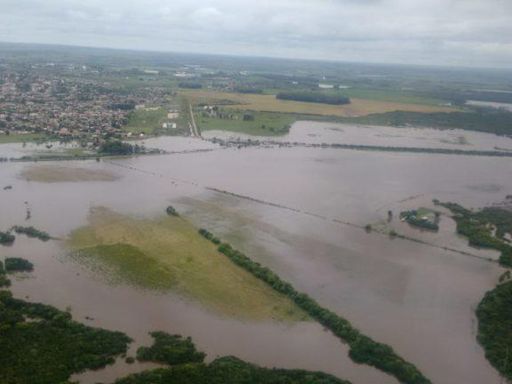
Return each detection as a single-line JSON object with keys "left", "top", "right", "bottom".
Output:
{"left": 1, "top": 121, "right": 511, "bottom": 384}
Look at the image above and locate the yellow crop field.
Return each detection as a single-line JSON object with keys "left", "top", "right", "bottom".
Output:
{"left": 181, "top": 90, "right": 456, "bottom": 117}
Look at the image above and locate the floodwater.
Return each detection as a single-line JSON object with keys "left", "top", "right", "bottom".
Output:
{"left": 202, "top": 120, "right": 512, "bottom": 152}
{"left": 1, "top": 123, "right": 511, "bottom": 384}
{"left": 466, "top": 100, "right": 512, "bottom": 112}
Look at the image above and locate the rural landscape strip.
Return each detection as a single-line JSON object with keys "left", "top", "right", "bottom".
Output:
{"left": 198, "top": 228, "right": 431, "bottom": 384}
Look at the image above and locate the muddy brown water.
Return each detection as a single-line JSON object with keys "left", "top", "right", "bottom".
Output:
{"left": 202, "top": 121, "right": 512, "bottom": 152}
{"left": 1, "top": 126, "right": 511, "bottom": 384}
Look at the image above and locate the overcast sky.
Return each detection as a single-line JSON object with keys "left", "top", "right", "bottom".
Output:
{"left": 1, "top": 0, "right": 511, "bottom": 68}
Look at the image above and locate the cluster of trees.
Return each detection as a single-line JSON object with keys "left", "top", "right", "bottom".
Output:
{"left": 198, "top": 228, "right": 221, "bottom": 245}
{"left": 276, "top": 91, "right": 350, "bottom": 105}
{"left": 166, "top": 206, "right": 179, "bottom": 217}
{"left": 476, "top": 281, "right": 512, "bottom": 380}
{"left": 4, "top": 257, "right": 33, "bottom": 272}
{"left": 115, "top": 356, "right": 348, "bottom": 384}
{"left": 13, "top": 226, "right": 51, "bottom": 241}
{"left": 437, "top": 201, "right": 512, "bottom": 267}
{"left": 0, "top": 231, "right": 15, "bottom": 245}
{"left": 400, "top": 210, "right": 439, "bottom": 231}
{"left": 0, "top": 290, "right": 132, "bottom": 384}
{"left": 99, "top": 140, "right": 144, "bottom": 155}
{"left": 137, "top": 332, "right": 206, "bottom": 365}
{"left": 198, "top": 229, "right": 431, "bottom": 384}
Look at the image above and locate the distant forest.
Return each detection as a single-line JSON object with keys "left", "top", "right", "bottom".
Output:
{"left": 276, "top": 91, "right": 350, "bottom": 105}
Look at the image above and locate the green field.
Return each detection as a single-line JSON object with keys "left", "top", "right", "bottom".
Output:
{"left": 197, "top": 111, "right": 295, "bottom": 136}
{"left": 124, "top": 108, "right": 168, "bottom": 134}
{"left": 0, "top": 133, "right": 47, "bottom": 144}
{"left": 68, "top": 207, "right": 308, "bottom": 321}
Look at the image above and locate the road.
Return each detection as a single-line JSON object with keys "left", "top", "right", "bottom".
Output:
{"left": 188, "top": 103, "right": 200, "bottom": 138}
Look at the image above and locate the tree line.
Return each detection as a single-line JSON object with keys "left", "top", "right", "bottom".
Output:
{"left": 198, "top": 228, "right": 431, "bottom": 384}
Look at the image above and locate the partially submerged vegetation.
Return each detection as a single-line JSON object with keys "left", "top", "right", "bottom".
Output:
{"left": 21, "top": 165, "right": 118, "bottom": 183}
{"left": 0, "top": 231, "right": 15, "bottom": 245}
{"left": 121, "top": 331, "right": 347, "bottom": 384}
{"left": 137, "top": 331, "right": 206, "bottom": 365}
{"left": 436, "top": 201, "right": 512, "bottom": 267}
{"left": 198, "top": 229, "right": 431, "bottom": 384}
{"left": 115, "top": 355, "right": 349, "bottom": 384}
{"left": 0, "top": 290, "right": 131, "bottom": 384}
{"left": 400, "top": 208, "right": 439, "bottom": 231}
{"left": 343, "top": 108, "right": 512, "bottom": 137}
{"left": 12, "top": 226, "right": 51, "bottom": 241}
{"left": 5, "top": 257, "right": 34, "bottom": 272}
{"left": 68, "top": 208, "right": 307, "bottom": 321}
{"left": 99, "top": 140, "right": 145, "bottom": 156}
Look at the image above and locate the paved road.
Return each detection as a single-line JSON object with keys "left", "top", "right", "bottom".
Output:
{"left": 189, "top": 103, "right": 200, "bottom": 137}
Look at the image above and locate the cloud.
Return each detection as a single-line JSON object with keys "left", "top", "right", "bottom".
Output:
{"left": 0, "top": 0, "right": 511, "bottom": 67}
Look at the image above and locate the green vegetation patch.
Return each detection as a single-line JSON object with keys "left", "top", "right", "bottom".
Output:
{"left": 5, "top": 257, "right": 33, "bottom": 272}
{"left": 437, "top": 201, "right": 512, "bottom": 266}
{"left": 0, "top": 133, "right": 47, "bottom": 144}
{"left": 137, "top": 331, "right": 206, "bottom": 365}
{"left": 400, "top": 208, "right": 440, "bottom": 231}
{"left": 75, "top": 243, "right": 176, "bottom": 291}
{"left": 115, "top": 355, "right": 348, "bottom": 384}
{"left": 0, "top": 290, "right": 131, "bottom": 384}
{"left": 343, "top": 109, "right": 512, "bottom": 137}
{"left": 198, "top": 229, "right": 431, "bottom": 384}
{"left": 197, "top": 110, "right": 294, "bottom": 136}
{"left": 124, "top": 108, "right": 168, "bottom": 134}
{"left": 99, "top": 140, "right": 145, "bottom": 155}
{"left": 476, "top": 281, "right": 512, "bottom": 380}
{"left": 68, "top": 207, "right": 307, "bottom": 321}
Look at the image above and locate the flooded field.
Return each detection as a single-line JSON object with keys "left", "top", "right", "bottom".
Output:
{"left": 202, "top": 121, "right": 512, "bottom": 152}
{"left": 1, "top": 123, "right": 510, "bottom": 384}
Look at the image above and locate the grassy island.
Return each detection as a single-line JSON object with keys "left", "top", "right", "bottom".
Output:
{"left": 68, "top": 207, "right": 307, "bottom": 321}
